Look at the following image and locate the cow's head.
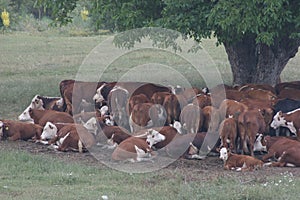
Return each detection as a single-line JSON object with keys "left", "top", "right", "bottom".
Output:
{"left": 219, "top": 147, "right": 229, "bottom": 161}
{"left": 41, "top": 122, "right": 58, "bottom": 140}
{"left": 31, "top": 95, "right": 44, "bottom": 109}
{"left": 270, "top": 111, "right": 285, "bottom": 129}
{"left": 271, "top": 111, "right": 296, "bottom": 133}
{"left": 0, "top": 121, "right": 9, "bottom": 140}
{"left": 93, "top": 84, "right": 106, "bottom": 104}
{"left": 18, "top": 106, "right": 34, "bottom": 122}
{"left": 146, "top": 129, "right": 166, "bottom": 148}
{"left": 83, "top": 117, "right": 98, "bottom": 135}
{"left": 253, "top": 134, "right": 267, "bottom": 152}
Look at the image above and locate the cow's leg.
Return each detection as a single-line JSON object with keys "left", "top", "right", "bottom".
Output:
{"left": 8, "top": 133, "right": 20, "bottom": 141}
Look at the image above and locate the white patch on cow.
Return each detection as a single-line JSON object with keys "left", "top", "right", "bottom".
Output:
{"left": 286, "top": 163, "right": 296, "bottom": 167}
{"left": 146, "top": 129, "right": 166, "bottom": 148}
{"left": 202, "top": 87, "right": 209, "bottom": 94}
{"left": 105, "top": 116, "right": 114, "bottom": 126}
{"left": 253, "top": 134, "right": 267, "bottom": 152}
{"left": 56, "top": 98, "right": 64, "bottom": 107}
{"left": 100, "top": 105, "right": 109, "bottom": 116}
{"left": 226, "top": 139, "right": 231, "bottom": 143}
{"left": 41, "top": 122, "right": 58, "bottom": 140}
{"left": 93, "top": 84, "right": 106, "bottom": 103}
{"left": 219, "top": 147, "right": 228, "bottom": 161}
{"left": 129, "top": 113, "right": 134, "bottom": 133}
{"left": 287, "top": 108, "right": 300, "bottom": 115}
{"left": 78, "top": 140, "right": 83, "bottom": 153}
{"left": 58, "top": 132, "right": 70, "bottom": 146}
{"left": 0, "top": 121, "right": 3, "bottom": 136}
{"left": 135, "top": 145, "right": 152, "bottom": 162}
{"left": 111, "top": 86, "right": 129, "bottom": 95}
{"left": 83, "top": 117, "right": 98, "bottom": 135}
{"left": 170, "top": 121, "right": 183, "bottom": 134}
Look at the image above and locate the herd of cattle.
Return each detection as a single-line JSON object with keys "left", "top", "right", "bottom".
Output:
{"left": 2, "top": 79, "right": 300, "bottom": 171}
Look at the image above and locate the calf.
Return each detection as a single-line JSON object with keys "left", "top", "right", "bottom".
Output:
{"left": 219, "top": 116, "right": 238, "bottom": 153}
{"left": 111, "top": 137, "right": 154, "bottom": 162}
{"left": 219, "top": 147, "right": 264, "bottom": 171}
{"left": 0, "top": 120, "right": 43, "bottom": 141}
{"left": 238, "top": 109, "right": 266, "bottom": 156}
{"left": 270, "top": 109, "right": 300, "bottom": 140}
{"left": 29, "top": 108, "right": 74, "bottom": 127}
{"left": 49, "top": 124, "right": 96, "bottom": 153}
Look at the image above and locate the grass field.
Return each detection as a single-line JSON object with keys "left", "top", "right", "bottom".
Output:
{"left": 1, "top": 31, "right": 300, "bottom": 200}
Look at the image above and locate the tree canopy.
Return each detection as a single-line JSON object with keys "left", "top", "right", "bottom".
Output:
{"left": 44, "top": 0, "right": 300, "bottom": 85}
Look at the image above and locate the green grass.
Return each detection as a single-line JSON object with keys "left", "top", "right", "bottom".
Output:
{"left": 1, "top": 32, "right": 300, "bottom": 199}
{"left": 1, "top": 149, "right": 300, "bottom": 200}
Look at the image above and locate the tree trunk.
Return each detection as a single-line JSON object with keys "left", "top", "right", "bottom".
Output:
{"left": 224, "top": 35, "right": 300, "bottom": 86}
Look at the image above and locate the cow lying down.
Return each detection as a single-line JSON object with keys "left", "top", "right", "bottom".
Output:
{"left": 111, "top": 129, "right": 166, "bottom": 162}
{"left": 48, "top": 123, "right": 96, "bottom": 153}
{"left": 219, "top": 147, "right": 264, "bottom": 171}
{"left": 0, "top": 120, "right": 43, "bottom": 141}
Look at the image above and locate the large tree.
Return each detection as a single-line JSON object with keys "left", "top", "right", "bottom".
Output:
{"left": 47, "top": 0, "right": 300, "bottom": 86}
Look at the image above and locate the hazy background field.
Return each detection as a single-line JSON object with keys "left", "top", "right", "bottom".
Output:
{"left": 1, "top": 30, "right": 300, "bottom": 199}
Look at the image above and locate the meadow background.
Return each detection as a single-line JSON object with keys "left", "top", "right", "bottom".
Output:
{"left": 1, "top": 4, "right": 300, "bottom": 199}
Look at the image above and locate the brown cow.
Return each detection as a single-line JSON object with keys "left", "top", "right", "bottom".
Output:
{"left": 243, "top": 89, "right": 277, "bottom": 103}
{"left": 238, "top": 109, "right": 266, "bottom": 156}
{"left": 218, "top": 99, "right": 248, "bottom": 120}
{"left": 60, "top": 79, "right": 106, "bottom": 115}
{"left": 0, "top": 120, "right": 43, "bottom": 141}
{"left": 129, "top": 103, "right": 166, "bottom": 132}
{"left": 192, "top": 94, "right": 211, "bottom": 109}
{"left": 29, "top": 108, "right": 74, "bottom": 127}
{"left": 219, "top": 147, "right": 264, "bottom": 171}
{"left": 49, "top": 123, "right": 96, "bottom": 153}
{"left": 277, "top": 88, "right": 300, "bottom": 100}
{"left": 202, "top": 106, "right": 220, "bottom": 132}
{"left": 219, "top": 116, "right": 238, "bottom": 153}
{"left": 111, "top": 137, "right": 154, "bottom": 162}
{"left": 262, "top": 136, "right": 299, "bottom": 162}
{"left": 151, "top": 91, "right": 171, "bottom": 105}
{"left": 180, "top": 104, "right": 204, "bottom": 134}
{"left": 128, "top": 93, "right": 150, "bottom": 115}
{"left": 163, "top": 94, "right": 188, "bottom": 125}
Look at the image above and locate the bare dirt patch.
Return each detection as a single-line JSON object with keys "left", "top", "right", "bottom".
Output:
{"left": 1, "top": 140, "right": 300, "bottom": 181}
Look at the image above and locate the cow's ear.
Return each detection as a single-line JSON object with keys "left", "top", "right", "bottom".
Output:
{"left": 49, "top": 124, "right": 53, "bottom": 129}
{"left": 278, "top": 111, "right": 282, "bottom": 116}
